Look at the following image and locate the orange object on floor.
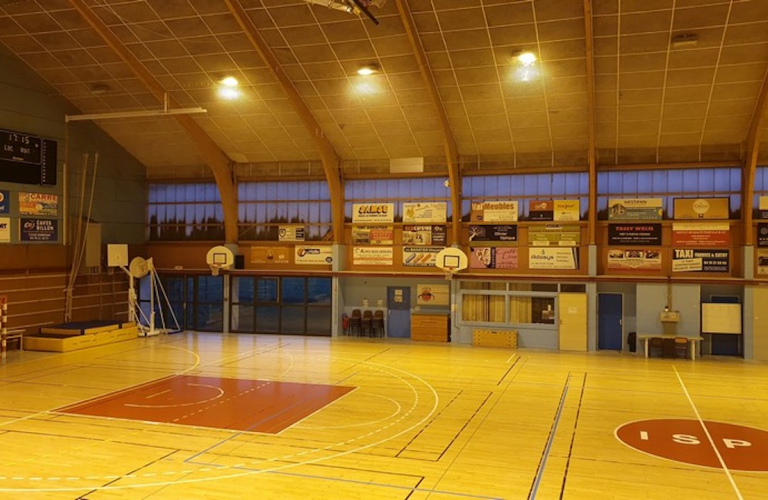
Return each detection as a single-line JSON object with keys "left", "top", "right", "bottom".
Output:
{"left": 58, "top": 375, "right": 356, "bottom": 434}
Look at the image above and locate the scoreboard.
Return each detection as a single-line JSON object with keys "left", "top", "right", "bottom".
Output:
{"left": 0, "top": 128, "right": 57, "bottom": 186}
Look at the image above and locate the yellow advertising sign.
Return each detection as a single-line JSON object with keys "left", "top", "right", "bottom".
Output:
{"left": 673, "top": 198, "right": 729, "bottom": 220}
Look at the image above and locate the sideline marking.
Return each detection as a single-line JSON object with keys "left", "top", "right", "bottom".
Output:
{"left": 529, "top": 373, "right": 570, "bottom": 500}
{"left": 674, "top": 366, "right": 743, "bottom": 500}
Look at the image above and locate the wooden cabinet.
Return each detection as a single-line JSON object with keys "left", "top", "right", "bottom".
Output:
{"left": 411, "top": 313, "right": 449, "bottom": 342}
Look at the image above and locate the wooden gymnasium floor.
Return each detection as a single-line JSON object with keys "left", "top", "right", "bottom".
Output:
{"left": 0, "top": 333, "right": 767, "bottom": 500}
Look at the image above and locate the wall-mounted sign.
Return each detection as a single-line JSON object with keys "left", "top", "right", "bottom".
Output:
{"left": 468, "top": 224, "right": 517, "bottom": 243}
{"left": 469, "top": 247, "right": 518, "bottom": 269}
{"left": 19, "top": 218, "right": 58, "bottom": 242}
{"left": 758, "top": 249, "right": 768, "bottom": 275}
{"left": 529, "top": 200, "right": 580, "bottom": 222}
{"left": 673, "top": 198, "right": 729, "bottom": 220}
{"left": 470, "top": 201, "right": 518, "bottom": 223}
{"left": 403, "top": 202, "right": 447, "bottom": 223}
{"left": 0, "top": 217, "right": 9, "bottom": 242}
{"left": 402, "top": 225, "right": 446, "bottom": 246}
{"left": 607, "top": 248, "right": 662, "bottom": 271}
{"left": 353, "top": 246, "right": 393, "bottom": 266}
{"left": 672, "top": 222, "right": 730, "bottom": 247}
{"left": 0, "top": 190, "right": 8, "bottom": 214}
{"left": 19, "top": 192, "right": 58, "bottom": 216}
{"left": 608, "top": 224, "right": 662, "bottom": 246}
{"left": 528, "top": 224, "right": 581, "bottom": 246}
{"left": 402, "top": 246, "right": 441, "bottom": 267}
{"left": 672, "top": 248, "right": 729, "bottom": 273}
{"left": 278, "top": 225, "right": 305, "bottom": 242}
{"left": 352, "top": 203, "right": 394, "bottom": 223}
{"left": 528, "top": 248, "right": 579, "bottom": 270}
{"left": 608, "top": 198, "right": 663, "bottom": 221}
{"left": 760, "top": 196, "right": 768, "bottom": 219}
{"left": 351, "top": 226, "right": 393, "bottom": 245}
{"left": 417, "top": 284, "right": 449, "bottom": 306}
{"left": 295, "top": 245, "right": 333, "bottom": 265}
{"left": 758, "top": 223, "right": 768, "bottom": 248}
{"left": 250, "top": 246, "right": 290, "bottom": 264}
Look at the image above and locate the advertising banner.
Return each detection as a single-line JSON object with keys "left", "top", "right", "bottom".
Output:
{"left": 278, "top": 225, "right": 305, "bottom": 242}
{"left": 351, "top": 226, "right": 394, "bottom": 245}
{"left": 673, "top": 198, "right": 729, "bottom": 220}
{"left": 402, "top": 246, "right": 441, "bottom": 267}
{"left": 352, "top": 203, "right": 395, "bottom": 223}
{"left": 529, "top": 200, "right": 554, "bottom": 221}
{"left": 295, "top": 245, "right": 333, "bottom": 265}
{"left": 608, "top": 198, "right": 663, "bottom": 221}
{"left": 758, "top": 223, "right": 768, "bottom": 248}
{"left": 672, "top": 222, "right": 730, "bottom": 247}
{"left": 528, "top": 248, "right": 579, "bottom": 270}
{"left": 0, "top": 190, "right": 8, "bottom": 214}
{"left": 470, "top": 201, "right": 518, "bottom": 223}
{"left": 19, "top": 192, "right": 58, "bottom": 216}
{"left": 528, "top": 224, "right": 581, "bottom": 246}
{"left": 758, "top": 249, "right": 768, "bottom": 275}
{"left": 760, "top": 196, "right": 768, "bottom": 219}
{"left": 0, "top": 217, "right": 9, "bottom": 242}
{"left": 607, "top": 248, "right": 662, "bottom": 271}
{"left": 417, "top": 284, "right": 450, "bottom": 306}
{"left": 353, "top": 246, "right": 393, "bottom": 266}
{"left": 403, "top": 202, "right": 447, "bottom": 223}
{"left": 468, "top": 224, "right": 517, "bottom": 243}
{"left": 469, "top": 247, "right": 518, "bottom": 269}
{"left": 672, "top": 248, "right": 729, "bottom": 273}
{"left": 250, "top": 246, "right": 290, "bottom": 264}
{"left": 20, "top": 218, "right": 58, "bottom": 242}
{"left": 608, "top": 224, "right": 662, "bottom": 246}
{"left": 402, "top": 225, "right": 446, "bottom": 246}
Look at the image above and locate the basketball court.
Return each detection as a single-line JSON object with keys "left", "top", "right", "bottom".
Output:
{"left": 1, "top": 333, "right": 766, "bottom": 499}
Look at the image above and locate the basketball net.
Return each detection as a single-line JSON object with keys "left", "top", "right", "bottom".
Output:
{"left": 443, "top": 268, "right": 456, "bottom": 281}
{"left": 210, "top": 264, "right": 221, "bottom": 276}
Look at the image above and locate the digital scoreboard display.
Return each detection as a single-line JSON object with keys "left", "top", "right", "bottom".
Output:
{"left": 0, "top": 128, "right": 57, "bottom": 186}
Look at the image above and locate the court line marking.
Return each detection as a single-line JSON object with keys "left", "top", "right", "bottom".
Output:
{"left": 674, "top": 365, "right": 744, "bottom": 500}
{"left": 144, "top": 389, "right": 171, "bottom": 400}
{"left": 529, "top": 373, "right": 570, "bottom": 500}
{"left": 0, "top": 350, "right": 440, "bottom": 492}
{"left": 124, "top": 383, "right": 224, "bottom": 408}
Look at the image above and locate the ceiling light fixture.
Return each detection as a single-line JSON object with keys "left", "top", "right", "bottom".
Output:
{"left": 517, "top": 51, "right": 537, "bottom": 67}
{"left": 671, "top": 33, "right": 698, "bottom": 48}
{"left": 218, "top": 87, "right": 241, "bottom": 100}
{"left": 357, "top": 64, "right": 379, "bottom": 76}
{"left": 220, "top": 76, "right": 239, "bottom": 87}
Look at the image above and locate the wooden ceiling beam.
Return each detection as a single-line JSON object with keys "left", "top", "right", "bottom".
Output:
{"left": 743, "top": 65, "right": 768, "bottom": 246}
{"left": 584, "top": 0, "right": 598, "bottom": 246}
{"left": 68, "top": 0, "right": 239, "bottom": 244}
{"left": 225, "top": 0, "right": 344, "bottom": 243}
{"left": 394, "top": 0, "right": 462, "bottom": 242}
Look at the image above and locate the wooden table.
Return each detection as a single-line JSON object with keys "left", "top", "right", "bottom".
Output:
{"left": 637, "top": 334, "right": 704, "bottom": 360}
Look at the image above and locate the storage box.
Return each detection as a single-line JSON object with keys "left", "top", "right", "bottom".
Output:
{"left": 472, "top": 329, "right": 518, "bottom": 348}
{"left": 24, "top": 326, "right": 139, "bottom": 352}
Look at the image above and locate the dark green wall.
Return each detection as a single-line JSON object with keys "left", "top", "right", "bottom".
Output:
{"left": 0, "top": 46, "right": 146, "bottom": 245}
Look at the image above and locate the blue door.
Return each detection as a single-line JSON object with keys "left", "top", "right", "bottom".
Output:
{"left": 598, "top": 293, "right": 623, "bottom": 350}
{"left": 387, "top": 286, "right": 411, "bottom": 338}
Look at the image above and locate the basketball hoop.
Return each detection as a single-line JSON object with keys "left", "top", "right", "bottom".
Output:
{"left": 210, "top": 263, "right": 221, "bottom": 276}
{"left": 436, "top": 247, "right": 468, "bottom": 281}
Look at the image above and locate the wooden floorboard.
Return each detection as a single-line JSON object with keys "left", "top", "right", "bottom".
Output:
{"left": 0, "top": 333, "right": 765, "bottom": 499}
